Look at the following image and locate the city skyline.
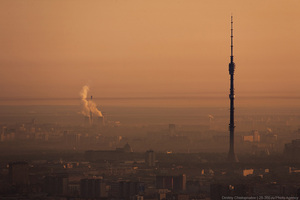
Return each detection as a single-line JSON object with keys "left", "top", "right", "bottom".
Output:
{"left": 1, "top": 1, "right": 300, "bottom": 198}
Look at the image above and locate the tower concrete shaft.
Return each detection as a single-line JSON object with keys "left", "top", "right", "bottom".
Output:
{"left": 228, "top": 16, "right": 238, "bottom": 162}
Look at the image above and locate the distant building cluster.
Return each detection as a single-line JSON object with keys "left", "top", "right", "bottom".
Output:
{"left": 1, "top": 146, "right": 300, "bottom": 199}
{"left": 0, "top": 106, "right": 300, "bottom": 199}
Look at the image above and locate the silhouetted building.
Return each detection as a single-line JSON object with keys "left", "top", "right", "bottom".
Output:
{"left": 68, "top": 183, "right": 80, "bottom": 196}
{"left": 109, "top": 181, "right": 144, "bottom": 199}
{"left": 145, "top": 150, "right": 155, "bottom": 167}
{"left": 156, "top": 174, "right": 186, "bottom": 192}
{"left": 9, "top": 161, "right": 29, "bottom": 186}
{"left": 85, "top": 143, "right": 137, "bottom": 162}
{"left": 64, "top": 131, "right": 80, "bottom": 147}
{"left": 284, "top": 139, "right": 300, "bottom": 160}
{"left": 116, "top": 142, "right": 133, "bottom": 152}
{"left": 156, "top": 176, "right": 173, "bottom": 190}
{"left": 43, "top": 174, "right": 68, "bottom": 196}
{"left": 186, "top": 180, "right": 201, "bottom": 194}
{"left": 80, "top": 178, "right": 107, "bottom": 198}
{"left": 173, "top": 174, "right": 187, "bottom": 191}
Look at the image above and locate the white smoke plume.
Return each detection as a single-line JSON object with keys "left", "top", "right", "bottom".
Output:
{"left": 80, "top": 85, "right": 103, "bottom": 118}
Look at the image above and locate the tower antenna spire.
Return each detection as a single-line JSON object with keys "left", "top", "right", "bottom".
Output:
{"left": 231, "top": 15, "right": 234, "bottom": 62}
{"left": 230, "top": 15, "right": 233, "bottom": 59}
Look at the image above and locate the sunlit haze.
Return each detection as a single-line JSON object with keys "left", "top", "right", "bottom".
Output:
{"left": 0, "top": 0, "right": 300, "bottom": 107}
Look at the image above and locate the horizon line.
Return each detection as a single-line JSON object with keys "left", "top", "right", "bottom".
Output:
{"left": 0, "top": 94, "right": 300, "bottom": 101}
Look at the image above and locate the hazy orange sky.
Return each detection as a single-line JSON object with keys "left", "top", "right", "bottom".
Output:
{"left": 0, "top": 0, "right": 299, "bottom": 103}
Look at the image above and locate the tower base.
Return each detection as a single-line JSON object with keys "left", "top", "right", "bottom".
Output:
{"left": 227, "top": 153, "right": 239, "bottom": 163}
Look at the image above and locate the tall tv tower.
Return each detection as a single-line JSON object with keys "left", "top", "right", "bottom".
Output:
{"left": 228, "top": 16, "right": 238, "bottom": 162}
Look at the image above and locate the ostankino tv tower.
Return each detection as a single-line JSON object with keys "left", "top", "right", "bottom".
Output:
{"left": 228, "top": 16, "right": 238, "bottom": 162}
